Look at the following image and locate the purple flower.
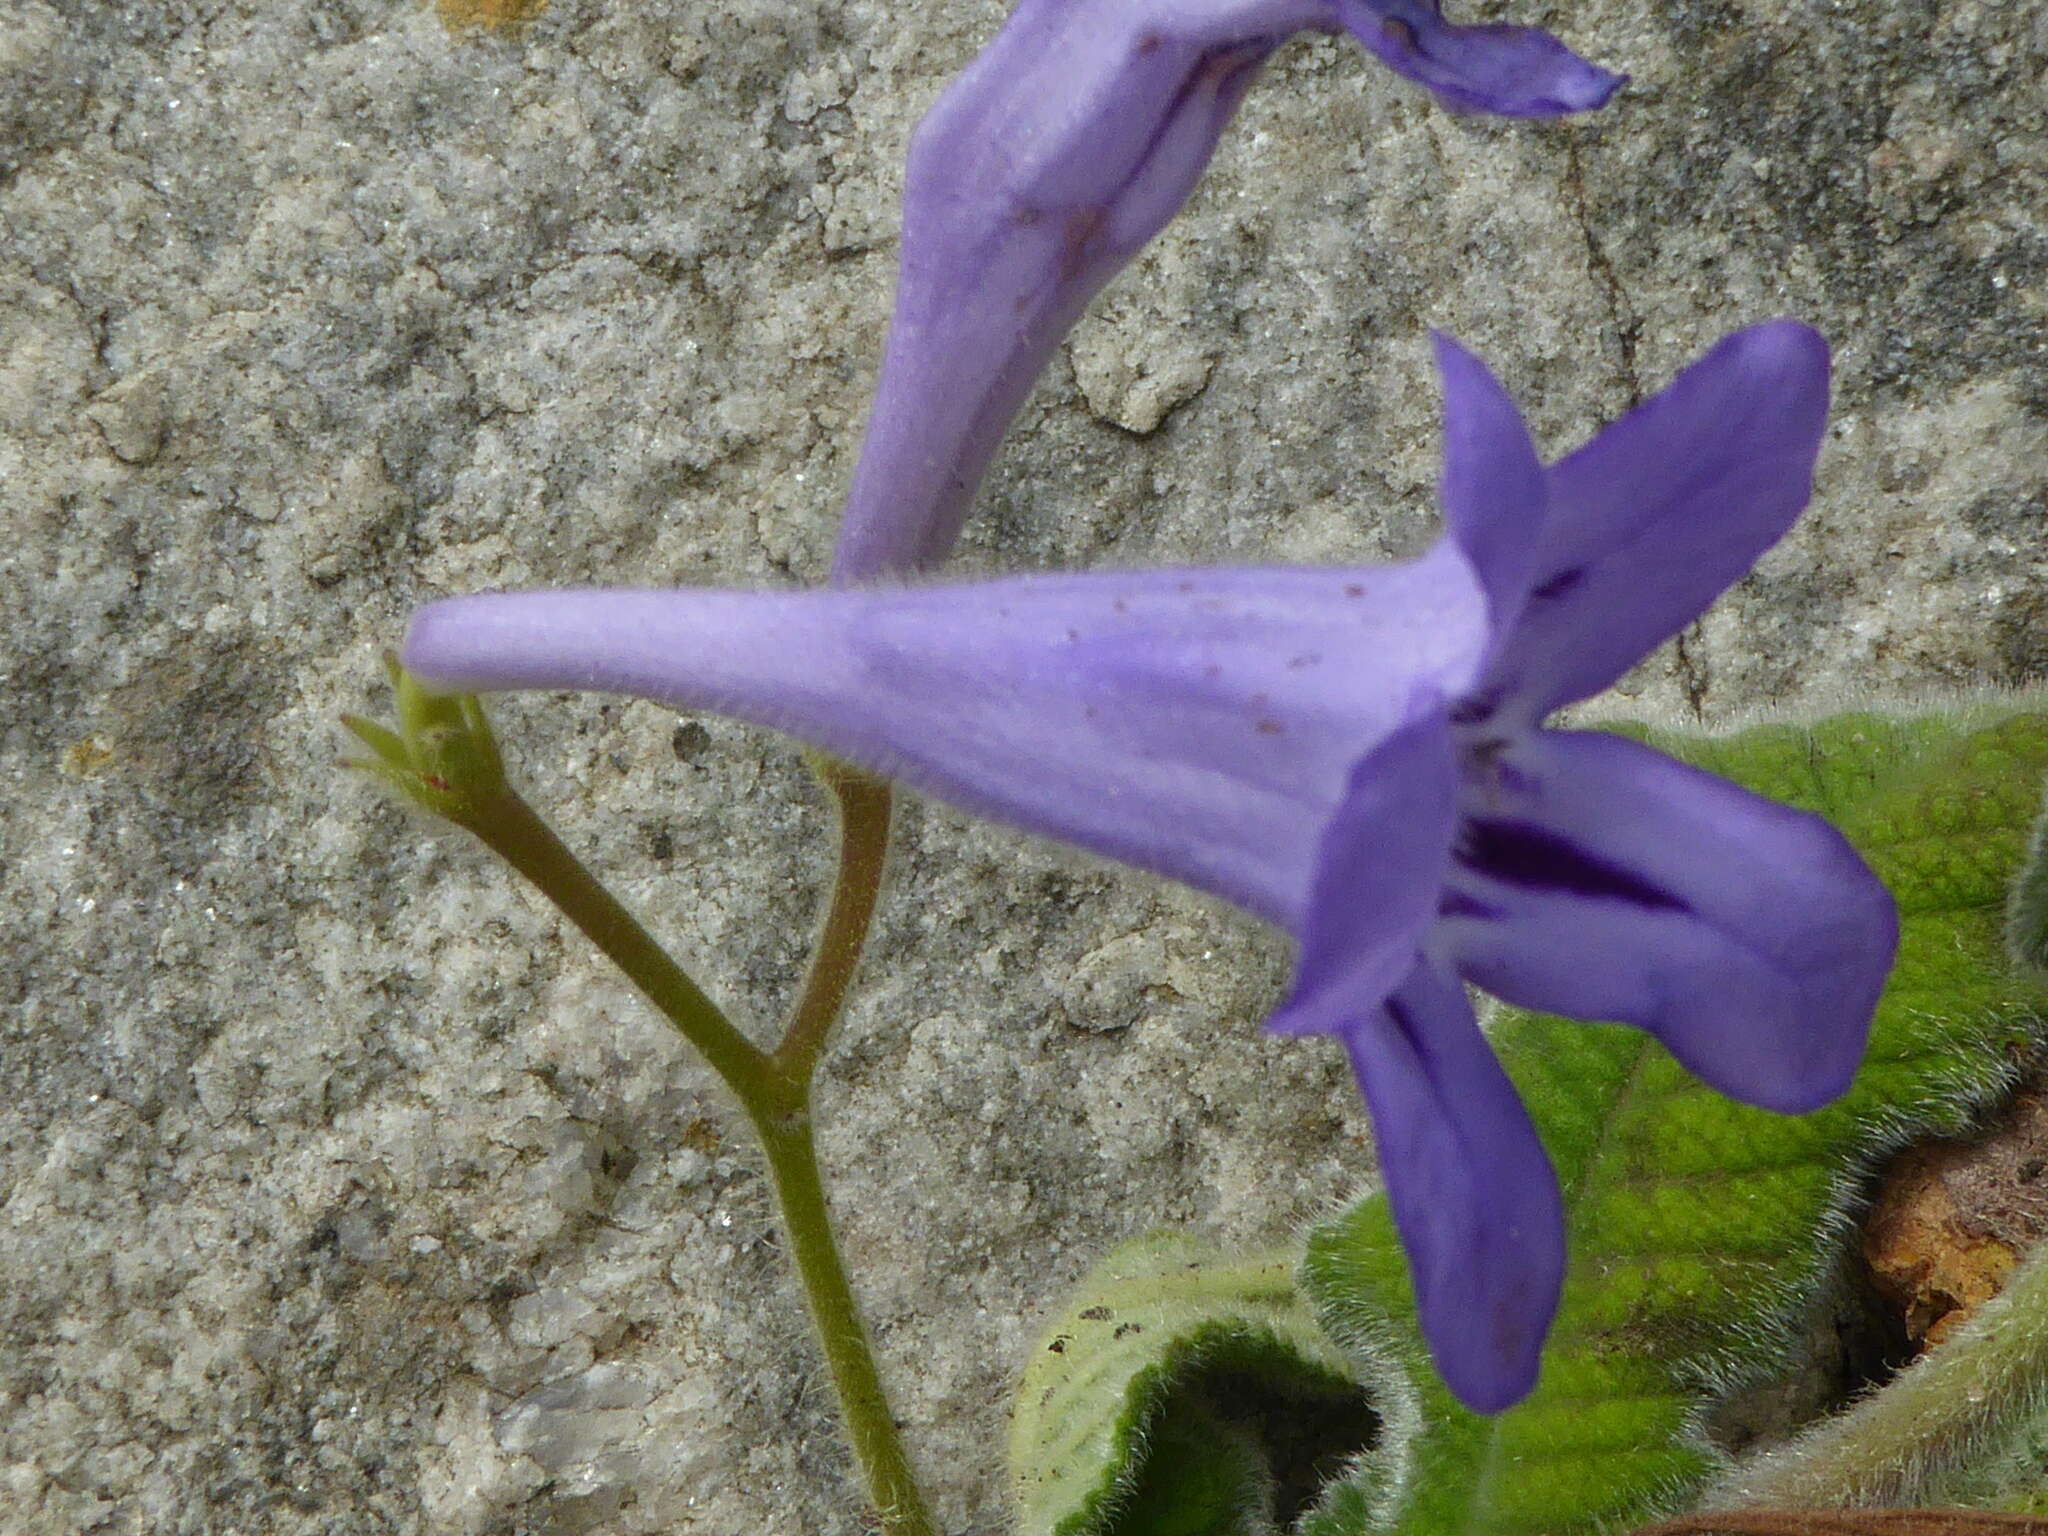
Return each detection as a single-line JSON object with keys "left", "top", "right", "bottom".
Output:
{"left": 404, "top": 322, "right": 1896, "bottom": 1411}
{"left": 832, "top": 0, "right": 1624, "bottom": 581}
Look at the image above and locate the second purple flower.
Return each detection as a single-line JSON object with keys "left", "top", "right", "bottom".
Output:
{"left": 831, "top": 0, "right": 1624, "bottom": 581}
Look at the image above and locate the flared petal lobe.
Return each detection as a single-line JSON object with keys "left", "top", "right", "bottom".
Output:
{"left": 1443, "top": 728, "right": 1897, "bottom": 1113}
{"left": 1334, "top": 963, "right": 1565, "bottom": 1413}
{"left": 403, "top": 552, "right": 1493, "bottom": 927}
{"left": 1432, "top": 331, "right": 1547, "bottom": 635}
{"left": 1336, "top": 0, "right": 1624, "bottom": 116}
{"left": 1489, "top": 321, "right": 1833, "bottom": 722}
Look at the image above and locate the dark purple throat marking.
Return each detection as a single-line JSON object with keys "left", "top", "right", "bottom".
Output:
{"left": 1457, "top": 818, "right": 1688, "bottom": 911}
{"left": 1438, "top": 889, "right": 1501, "bottom": 922}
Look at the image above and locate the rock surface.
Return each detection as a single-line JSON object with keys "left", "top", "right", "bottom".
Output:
{"left": 1, "top": 0, "right": 2044, "bottom": 1531}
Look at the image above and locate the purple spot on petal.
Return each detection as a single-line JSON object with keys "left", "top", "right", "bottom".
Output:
{"left": 1344, "top": 583, "right": 1365, "bottom": 598}
{"left": 1531, "top": 566, "right": 1585, "bottom": 602}
{"left": 1255, "top": 718, "right": 1284, "bottom": 735}
{"left": 1457, "top": 818, "right": 1689, "bottom": 911}
{"left": 1060, "top": 206, "right": 1109, "bottom": 279}
{"left": 1199, "top": 44, "right": 1263, "bottom": 90}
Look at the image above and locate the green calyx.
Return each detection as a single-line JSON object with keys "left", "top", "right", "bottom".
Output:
{"left": 342, "top": 652, "right": 508, "bottom": 827}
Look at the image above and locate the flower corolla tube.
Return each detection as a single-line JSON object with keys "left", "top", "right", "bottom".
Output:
{"left": 831, "top": 0, "right": 1624, "bottom": 581}
{"left": 405, "top": 321, "right": 1898, "bottom": 1412}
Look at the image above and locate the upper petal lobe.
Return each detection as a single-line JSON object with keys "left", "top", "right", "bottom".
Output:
{"left": 1432, "top": 331, "right": 1547, "bottom": 638}
{"left": 1335, "top": 0, "right": 1624, "bottom": 116}
{"left": 1489, "top": 322, "right": 1832, "bottom": 720}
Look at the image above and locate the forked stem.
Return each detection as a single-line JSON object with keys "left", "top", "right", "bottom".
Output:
{"left": 463, "top": 786, "right": 776, "bottom": 1098}
{"left": 347, "top": 678, "right": 933, "bottom": 1536}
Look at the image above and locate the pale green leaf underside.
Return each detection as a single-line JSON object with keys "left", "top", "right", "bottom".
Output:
{"left": 1011, "top": 1232, "right": 1382, "bottom": 1536}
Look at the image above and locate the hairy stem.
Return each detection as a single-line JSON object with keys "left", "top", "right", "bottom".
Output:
{"left": 456, "top": 787, "right": 774, "bottom": 1098}
{"left": 1702, "top": 1243, "right": 2048, "bottom": 1510}
{"left": 777, "top": 761, "right": 893, "bottom": 1079}
{"left": 756, "top": 1100, "right": 938, "bottom": 1536}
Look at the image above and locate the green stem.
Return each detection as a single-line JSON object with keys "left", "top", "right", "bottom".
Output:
{"left": 454, "top": 788, "right": 775, "bottom": 1099}
{"left": 776, "top": 762, "right": 893, "bottom": 1079}
{"left": 756, "top": 757, "right": 934, "bottom": 1533}
{"left": 445, "top": 773, "right": 932, "bottom": 1533}
{"left": 755, "top": 1099, "right": 938, "bottom": 1536}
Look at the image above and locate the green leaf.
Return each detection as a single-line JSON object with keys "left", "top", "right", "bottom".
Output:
{"left": 1010, "top": 1233, "right": 1387, "bottom": 1536}
{"left": 1300, "top": 703, "right": 2048, "bottom": 1536}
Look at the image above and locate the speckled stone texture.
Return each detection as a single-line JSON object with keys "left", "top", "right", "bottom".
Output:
{"left": 1, "top": 0, "right": 2043, "bottom": 1531}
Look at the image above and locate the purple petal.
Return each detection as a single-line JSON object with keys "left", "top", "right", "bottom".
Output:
{"left": 1444, "top": 728, "right": 1897, "bottom": 1113}
{"left": 1267, "top": 709, "right": 1457, "bottom": 1036}
{"left": 1332, "top": 963, "right": 1564, "bottom": 1413}
{"left": 404, "top": 552, "right": 1491, "bottom": 927}
{"left": 1432, "top": 331, "right": 1546, "bottom": 636}
{"left": 1491, "top": 321, "right": 1833, "bottom": 720}
{"left": 832, "top": 2, "right": 1300, "bottom": 581}
{"left": 1335, "top": 0, "right": 1624, "bottom": 117}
